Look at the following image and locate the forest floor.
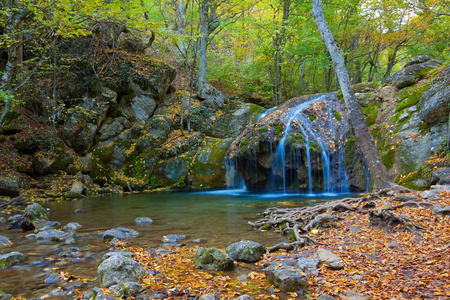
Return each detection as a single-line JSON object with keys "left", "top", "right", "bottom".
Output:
{"left": 74, "top": 188, "right": 449, "bottom": 300}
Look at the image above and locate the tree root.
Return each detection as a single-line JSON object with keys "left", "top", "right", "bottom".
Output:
{"left": 0, "top": 193, "right": 28, "bottom": 209}
{"left": 369, "top": 210, "right": 428, "bottom": 231}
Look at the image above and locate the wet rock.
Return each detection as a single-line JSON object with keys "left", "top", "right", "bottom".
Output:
{"left": 264, "top": 261, "right": 307, "bottom": 292}
{"left": 314, "top": 249, "right": 344, "bottom": 270}
{"left": 0, "top": 173, "right": 28, "bottom": 197}
{"left": 24, "top": 203, "right": 48, "bottom": 222}
{"left": 0, "top": 235, "right": 11, "bottom": 247}
{"left": 193, "top": 247, "right": 234, "bottom": 271}
{"left": 0, "top": 289, "right": 12, "bottom": 300}
{"left": 109, "top": 282, "right": 144, "bottom": 298}
{"left": 64, "top": 237, "right": 76, "bottom": 245}
{"left": 135, "top": 217, "right": 153, "bottom": 225}
{"left": 64, "top": 222, "right": 82, "bottom": 231}
{"left": 97, "top": 254, "right": 147, "bottom": 288}
{"left": 101, "top": 227, "right": 139, "bottom": 242}
{"left": 162, "top": 234, "right": 186, "bottom": 244}
{"left": 192, "top": 238, "right": 202, "bottom": 243}
{"left": 0, "top": 252, "right": 25, "bottom": 268}
{"left": 36, "top": 229, "right": 74, "bottom": 242}
{"left": 59, "top": 247, "right": 82, "bottom": 258}
{"left": 91, "top": 286, "right": 120, "bottom": 299}
{"left": 45, "top": 273, "right": 62, "bottom": 284}
{"left": 296, "top": 257, "right": 319, "bottom": 276}
{"left": 226, "top": 240, "right": 265, "bottom": 263}
{"left": 0, "top": 217, "right": 5, "bottom": 223}
{"left": 74, "top": 209, "right": 85, "bottom": 213}
{"left": 7, "top": 213, "right": 35, "bottom": 231}
{"left": 34, "top": 220, "right": 61, "bottom": 232}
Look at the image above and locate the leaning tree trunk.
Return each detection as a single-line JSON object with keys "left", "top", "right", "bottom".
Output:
{"left": 311, "top": 0, "right": 394, "bottom": 190}
{"left": 196, "top": 0, "right": 209, "bottom": 94}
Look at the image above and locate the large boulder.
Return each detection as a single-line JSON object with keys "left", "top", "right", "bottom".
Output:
{"left": 189, "top": 137, "right": 232, "bottom": 189}
{"left": 24, "top": 203, "right": 48, "bottom": 222}
{"left": 130, "top": 95, "right": 157, "bottom": 124}
{"left": 0, "top": 252, "right": 25, "bottom": 268}
{"left": 226, "top": 241, "right": 265, "bottom": 263}
{"left": 389, "top": 56, "right": 441, "bottom": 89}
{"left": 314, "top": 249, "right": 344, "bottom": 270}
{"left": 264, "top": 261, "right": 307, "bottom": 292}
{"left": 418, "top": 66, "right": 450, "bottom": 124}
{"left": 0, "top": 173, "right": 29, "bottom": 197}
{"left": 193, "top": 247, "right": 234, "bottom": 271}
{"left": 36, "top": 229, "right": 74, "bottom": 242}
{"left": 101, "top": 227, "right": 139, "bottom": 242}
{"left": 97, "top": 254, "right": 147, "bottom": 288}
{"left": 197, "top": 83, "right": 225, "bottom": 109}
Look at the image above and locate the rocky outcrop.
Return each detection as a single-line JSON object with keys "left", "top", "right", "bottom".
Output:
{"left": 0, "top": 173, "right": 28, "bottom": 197}
{"left": 389, "top": 55, "right": 441, "bottom": 89}
{"left": 418, "top": 66, "right": 450, "bottom": 124}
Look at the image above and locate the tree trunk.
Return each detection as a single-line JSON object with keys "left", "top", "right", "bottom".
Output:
{"left": 197, "top": 0, "right": 209, "bottom": 93}
{"left": 311, "top": 0, "right": 394, "bottom": 190}
{"left": 382, "top": 42, "right": 402, "bottom": 82}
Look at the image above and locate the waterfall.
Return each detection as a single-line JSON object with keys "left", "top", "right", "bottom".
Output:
{"left": 225, "top": 93, "right": 366, "bottom": 194}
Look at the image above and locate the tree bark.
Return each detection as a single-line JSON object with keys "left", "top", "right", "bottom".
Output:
{"left": 311, "top": 0, "right": 394, "bottom": 190}
{"left": 197, "top": 0, "right": 209, "bottom": 93}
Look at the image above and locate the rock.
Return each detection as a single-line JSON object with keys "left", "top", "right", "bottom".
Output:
{"left": 226, "top": 240, "right": 265, "bottom": 263}
{"left": 193, "top": 247, "right": 234, "bottom": 271}
{"left": 0, "top": 217, "right": 5, "bottom": 223}
{"left": 97, "top": 254, "right": 147, "bottom": 288}
{"left": 24, "top": 203, "right": 48, "bottom": 222}
{"left": 45, "top": 273, "right": 61, "bottom": 284}
{"left": 431, "top": 168, "right": 450, "bottom": 185}
{"left": 199, "top": 293, "right": 217, "bottom": 300}
{"left": 59, "top": 247, "right": 82, "bottom": 258}
{"left": 91, "top": 286, "right": 119, "bottom": 300}
{"left": 0, "top": 252, "right": 25, "bottom": 268}
{"left": 0, "top": 173, "right": 28, "bottom": 197}
{"left": 313, "top": 249, "right": 345, "bottom": 270}
{"left": 36, "top": 229, "right": 74, "bottom": 242}
{"left": 32, "top": 153, "right": 55, "bottom": 175}
{"left": 403, "top": 55, "right": 432, "bottom": 68}
{"left": 0, "top": 289, "right": 13, "bottom": 300}
{"left": 101, "top": 227, "right": 139, "bottom": 242}
{"left": 317, "top": 296, "right": 336, "bottom": 300}
{"left": 391, "top": 194, "right": 418, "bottom": 202}
{"left": 197, "top": 83, "right": 225, "bottom": 108}
{"left": 103, "top": 251, "right": 136, "bottom": 260}
{"left": 64, "top": 222, "right": 82, "bottom": 231}
{"left": 130, "top": 95, "right": 157, "bottom": 124}
{"left": 348, "top": 225, "right": 361, "bottom": 233}
{"left": 66, "top": 181, "right": 85, "bottom": 198}
{"left": 418, "top": 66, "right": 450, "bottom": 124}
{"left": 389, "top": 57, "right": 441, "bottom": 89}
{"left": 432, "top": 205, "right": 450, "bottom": 217}
{"left": 235, "top": 295, "right": 252, "bottom": 300}
{"left": 420, "top": 189, "right": 440, "bottom": 199}
{"left": 34, "top": 220, "right": 61, "bottom": 232}
{"left": 190, "top": 137, "right": 232, "bottom": 189}
{"left": 98, "top": 117, "right": 131, "bottom": 141}
{"left": 388, "top": 241, "right": 399, "bottom": 249}
{"left": 296, "top": 257, "right": 319, "bottom": 276}
{"left": 238, "top": 274, "right": 250, "bottom": 282}
{"left": 162, "top": 234, "right": 186, "bottom": 244}
{"left": 109, "top": 282, "right": 143, "bottom": 298}
{"left": 80, "top": 154, "right": 93, "bottom": 173}
{"left": 264, "top": 261, "right": 307, "bottom": 292}
{"left": 0, "top": 235, "right": 12, "bottom": 247}
{"left": 135, "top": 217, "right": 153, "bottom": 225}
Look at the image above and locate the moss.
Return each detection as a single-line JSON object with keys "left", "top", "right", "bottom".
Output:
{"left": 361, "top": 101, "right": 381, "bottom": 127}
{"left": 395, "top": 83, "right": 429, "bottom": 112}
{"left": 249, "top": 104, "right": 264, "bottom": 116}
{"left": 274, "top": 124, "right": 284, "bottom": 137}
{"left": 352, "top": 82, "right": 379, "bottom": 92}
{"left": 333, "top": 110, "right": 342, "bottom": 121}
{"left": 309, "top": 114, "right": 316, "bottom": 121}
{"left": 416, "top": 66, "right": 433, "bottom": 79}
{"left": 344, "top": 136, "right": 356, "bottom": 165}
{"left": 381, "top": 148, "right": 396, "bottom": 170}
{"left": 418, "top": 121, "right": 431, "bottom": 136}
{"left": 260, "top": 223, "right": 270, "bottom": 230}
{"left": 239, "top": 137, "right": 249, "bottom": 154}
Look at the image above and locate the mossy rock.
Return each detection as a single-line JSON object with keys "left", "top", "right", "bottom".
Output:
{"left": 193, "top": 247, "right": 234, "bottom": 271}
{"left": 25, "top": 203, "right": 48, "bottom": 222}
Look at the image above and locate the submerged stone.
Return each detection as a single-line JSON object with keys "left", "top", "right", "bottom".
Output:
{"left": 101, "top": 227, "right": 139, "bottom": 242}
{"left": 0, "top": 252, "right": 25, "bottom": 268}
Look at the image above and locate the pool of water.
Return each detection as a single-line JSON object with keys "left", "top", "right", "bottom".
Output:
{"left": 0, "top": 190, "right": 352, "bottom": 298}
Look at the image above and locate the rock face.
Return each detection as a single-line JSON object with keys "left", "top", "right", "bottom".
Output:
{"left": 97, "top": 254, "right": 147, "bottom": 288}
{"left": 389, "top": 56, "right": 441, "bottom": 89}
{"left": 418, "top": 66, "right": 450, "bottom": 124}
{"left": 226, "top": 93, "right": 366, "bottom": 192}
{"left": 226, "top": 241, "right": 265, "bottom": 263}
{"left": 0, "top": 252, "right": 25, "bottom": 268}
{"left": 193, "top": 247, "right": 235, "bottom": 271}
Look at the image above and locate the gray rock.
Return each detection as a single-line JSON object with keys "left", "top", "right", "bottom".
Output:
{"left": 265, "top": 262, "right": 307, "bottom": 292}
{"left": 0, "top": 235, "right": 12, "bottom": 247}
{"left": 59, "top": 247, "right": 82, "bottom": 258}
{"left": 199, "top": 293, "right": 217, "bottom": 300}
{"left": 317, "top": 296, "right": 336, "bottom": 300}
{"left": 101, "top": 227, "right": 139, "bottom": 242}
{"left": 420, "top": 189, "right": 440, "bottom": 199}
{"left": 226, "top": 240, "right": 265, "bottom": 263}
{"left": 314, "top": 249, "right": 345, "bottom": 270}
{"left": 296, "top": 257, "right": 319, "bottom": 276}
{"left": 391, "top": 194, "right": 418, "bottom": 202}
{"left": 80, "top": 154, "right": 93, "bottom": 173}
{"left": 0, "top": 173, "right": 28, "bottom": 197}
{"left": 32, "top": 153, "right": 54, "bottom": 175}
{"left": 390, "top": 58, "right": 441, "bottom": 89}
{"left": 235, "top": 295, "right": 252, "bottom": 300}
{"left": 238, "top": 274, "right": 250, "bottom": 282}
{"left": 432, "top": 205, "right": 450, "bottom": 217}
{"left": 131, "top": 95, "right": 157, "bottom": 124}
{"left": 0, "top": 217, "right": 5, "bottom": 223}
{"left": 431, "top": 168, "right": 450, "bottom": 185}
{"left": 36, "top": 230, "right": 74, "bottom": 242}
{"left": 103, "top": 251, "right": 136, "bottom": 260}
{"left": 64, "top": 237, "right": 76, "bottom": 245}
{"left": 404, "top": 55, "right": 432, "bottom": 68}
{"left": 348, "top": 225, "right": 361, "bottom": 233}
{"left": 128, "top": 63, "right": 176, "bottom": 101}
{"left": 98, "top": 117, "right": 130, "bottom": 141}
{"left": 66, "top": 181, "right": 84, "bottom": 198}
{"left": 193, "top": 247, "right": 234, "bottom": 271}
{"left": 45, "top": 273, "right": 61, "bottom": 284}
{"left": 388, "top": 241, "right": 399, "bottom": 249}
{"left": 64, "top": 222, "right": 82, "bottom": 231}
{"left": 25, "top": 203, "right": 48, "bottom": 222}
{"left": 162, "top": 234, "right": 186, "bottom": 244}
{"left": 109, "top": 282, "right": 143, "bottom": 298}
{"left": 91, "top": 286, "right": 119, "bottom": 300}
{"left": 418, "top": 66, "right": 450, "bottom": 124}
{"left": 135, "top": 217, "right": 153, "bottom": 225}
{"left": 197, "top": 83, "right": 225, "bottom": 108}
{"left": 0, "top": 252, "right": 25, "bottom": 268}
{"left": 97, "top": 254, "right": 147, "bottom": 288}
{"left": 34, "top": 220, "right": 61, "bottom": 232}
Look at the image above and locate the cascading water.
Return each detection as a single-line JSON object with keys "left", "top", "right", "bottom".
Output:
{"left": 225, "top": 93, "right": 368, "bottom": 194}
